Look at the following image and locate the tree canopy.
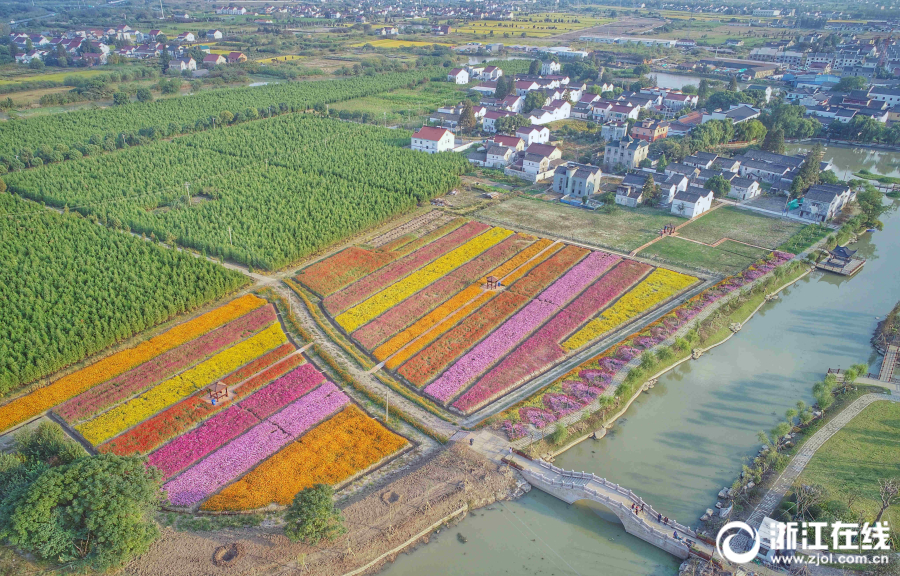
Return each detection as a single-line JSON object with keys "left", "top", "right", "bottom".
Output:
{"left": 284, "top": 484, "right": 346, "bottom": 545}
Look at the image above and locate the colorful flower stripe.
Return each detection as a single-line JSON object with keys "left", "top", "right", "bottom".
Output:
{"left": 397, "top": 245, "right": 584, "bottom": 387}
{"left": 163, "top": 382, "right": 350, "bottom": 507}
{"left": 57, "top": 305, "right": 277, "bottom": 424}
{"left": 336, "top": 227, "right": 514, "bottom": 333}
{"left": 239, "top": 364, "right": 325, "bottom": 419}
{"left": 452, "top": 260, "right": 651, "bottom": 413}
{"left": 149, "top": 406, "right": 260, "bottom": 479}
{"left": 201, "top": 405, "right": 407, "bottom": 511}
{"left": 378, "top": 233, "right": 416, "bottom": 253}
{"left": 219, "top": 343, "right": 295, "bottom": 387}
{"left": 563, "top": 268, "right": 698, "bottom": 350}
{"left": 78, "top": 323, "right": 287, "bottom": 445}
{"left": 164, "top": 421, "right": 292, "bottom": 507}
{"left": 490, "top": 238, "right": 555, "bottom": 281}
{"left": 147, "top": 364, "right": 324, "bottom": 479}
{"left": 0, "top": 294, "right": 265, "bottom": 433}
{"left": 295, "top": 247, "right": 398, "bottom": 297}
{"left": 323, "top": 221, "right": 488, "bottom": 315}
{"left": 425, "top": 251, "right": 615, "bottom": 403}
{"left": 353, "top": 234, "right": 534, "bottom": 350}
{"left": 268, "top": 381, "right": 349, "bottom": 436}
{"left": 375, "top": 238, "right": 553, "bottom": 364}
{"left": 98, "top": 350, "right": 303, "bottom": 456}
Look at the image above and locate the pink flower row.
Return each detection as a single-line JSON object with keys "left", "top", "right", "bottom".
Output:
{"left": 323, "top": 222, "right": 488, "bottom": 315}
{"left": 163, "top": 381, "right": 348, "bottom": 507}
{"left": 57, "top": 305, "right": 276, "bottom": 423}
{"left": 148, "top": 364, "right": 324, "bottom": 478}
{"left": 352, "top": 235, "right": 528, "bottom": 349}
{"left": 454, "top": 258, "right": 643, "bottom": 411}
{"left": 425, "top": 251, "right": 620, "bottom": 403}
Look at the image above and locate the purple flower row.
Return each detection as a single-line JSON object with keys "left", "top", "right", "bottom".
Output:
{"left": 268, "top": 381, "right": 348, "bottom": 436}
{"left": 424, "top": 252, "right": 619, "bottom": 402}
{"left": 240, "top": 363, "right": 324, "bottom": 418}
{"left": 164, "top": 421, "right": 291, "bottom": 507}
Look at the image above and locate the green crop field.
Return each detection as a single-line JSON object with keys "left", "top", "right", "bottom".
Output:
{"left": 677, "top": 206, "right": 803, "bottom": 249}
{"left": 638, "top": 236, "right": 769, "bottom": 275}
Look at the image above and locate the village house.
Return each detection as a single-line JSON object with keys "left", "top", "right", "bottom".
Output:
{"left": 432, "top": 25, "right": 452, "bottom": 35}
{"left": 799, "top": 184, "right": 854, "bottom": 222}
{"left": 604, "top": 136, "right": 649, "bottom": 170}
{"left": 376, "top": 27, "right": 399, "bottom": 36}
{"left": 448, "top": 68, "right": 469, "bottom": 85}
{"left": 683, "top": 152, "right": 719, "bottom": 170}
{"left": 486, "top": 135, "right": 525, "bottom": 151}
{"left": 601, "top": 121, "right": 628, "bottom": 141}
{"left": 169, "top": 57, "right": 197, "bottom": 72}
{"left": 701, "top": 105, "right": 761, "bottom": 125}
{"left": 541, "top": 60, "right": 561, "bottom": 75}
{"left": 729, "top": 176, "right": 761, "bottom": 201}
{"left": 472, "top": 81, "right": 497, "bottom": 96}
{"left": 631, "top": 119, "right": 669, "bottom": 142}
{"left": 412, "top": 127, "right": 454, "bottom": 154}
{"left": 505, "top": 143, "right": 563, "bottom": 182}
{"left": 552, "top": 163, "right": 602, "bottom": 198}
{"left": 482, "top": 110, "right": 517, "bottom": 133}
{"left": 206, "top": 30, "right": 224, "bottom": 40}
{"left": 203, "top": 54, "right": 226, "bottom": 67}
{"left": 226, "top": 52, "right": 247, "bottom": 63}
{"left": 516, "top": 125, "right": 550, "bottom": 145}
{"left": 482, "top": 65, "right": 503, "bottom": 80}
{"left": 671, "top": 187, "right": 714, "bottom": 218}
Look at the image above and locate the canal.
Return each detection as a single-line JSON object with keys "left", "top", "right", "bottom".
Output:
{"left": 380, "top": 145, "right": 900, "bottom": 576}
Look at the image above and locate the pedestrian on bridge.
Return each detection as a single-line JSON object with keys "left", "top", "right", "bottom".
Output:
{"left": 657, "top": 513, "right": 661, "bottom": 522}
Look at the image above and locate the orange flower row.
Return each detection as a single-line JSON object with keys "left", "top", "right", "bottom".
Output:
{"left": 373, "top": 238, "right": 556, "bottom": 365}
{"left": 0, "top": 294, "right": 265, "bottom": 433}
{"left": 201, "top": 405, "right": 407, "bottom": 511}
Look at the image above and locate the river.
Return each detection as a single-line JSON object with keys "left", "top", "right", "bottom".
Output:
{"left": 380, "top": 144, "right": 900, "bottom": 576}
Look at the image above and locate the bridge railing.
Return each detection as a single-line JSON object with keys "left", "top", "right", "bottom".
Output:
{"left": 534, "top": 460, "right": 697, "bottom": 537}
{"left": 528, "top": 472, "right": 691, "bottom": 554}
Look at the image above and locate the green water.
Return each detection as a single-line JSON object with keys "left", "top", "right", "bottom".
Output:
{"left": 380, "top": 145, "right": 900, "bottom": 576}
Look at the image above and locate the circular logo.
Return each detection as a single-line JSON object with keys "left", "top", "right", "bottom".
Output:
{"left": 716, "top": 521, "right": 761, "bottom": 564}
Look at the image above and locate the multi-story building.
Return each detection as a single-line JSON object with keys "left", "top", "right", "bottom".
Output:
{"left": 411, "top": 127, "right": 454, "bottom": 154}
{"left": 604, "top": 136, "right": 649, "bottom": 170}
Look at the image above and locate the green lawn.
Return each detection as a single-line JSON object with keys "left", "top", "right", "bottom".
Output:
{"left": 638, "top": 236, "right": 768, "bottom": 276}
{"left": 677, "top": 206, "right": 802, "bottom": 249}
{"left": 777, "top": 223, "right": 831, "bottom": 255}
{"left": 328, "top": 82, "right": 467, "bottom": 121}
{"left": 798, "top": 400, "right": 900, "bottom": 533}
{"left": 477, "top": 197, "right": 674, "bottom": 253}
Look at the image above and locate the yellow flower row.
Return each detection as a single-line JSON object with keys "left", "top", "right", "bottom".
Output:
{"left": 0, "top": 294, "right": 265, "bottom": 433}
{"left": 77, "top": 322, "right": 287, "bottom": 445}
{"left": 335, "top": 227, "right": 513, "bottom": 333}
{"left": 202, "top": 405, "right": 407, "bottom": 511}
{"left": 563, "top": 268, "right": 698, "bottom": 351}
{"left": 374, "top": 238, "right": 553, "bottom": 366}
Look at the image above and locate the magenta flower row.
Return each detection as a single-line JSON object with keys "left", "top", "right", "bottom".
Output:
{"left": 323, "top": 221, "right": 488, "bottom": 315}
{"left": 57, "top": 305, "right": 275, "bottom": 423}
{"left": 240, "top": 363, "right": 324, "bottom": 418}
{"left": 268, "top": 381, "right": 348, "bottom": 436}
{"left": 424, "top": 251, "right": 619, "bottom": 403}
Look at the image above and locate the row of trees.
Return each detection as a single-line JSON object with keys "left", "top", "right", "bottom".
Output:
{"left": 0, "top": 192, "right": 248, "bottom": 394}
{"left": 6, "top": 115, "right": 470, "bottom": 272}
{"left": 0, "top": 66, "right": 449, "bottom": 170}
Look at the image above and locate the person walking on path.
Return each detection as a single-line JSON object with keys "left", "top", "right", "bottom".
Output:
{"left": 657, "top": 513, "right": 662, "bottom": 522}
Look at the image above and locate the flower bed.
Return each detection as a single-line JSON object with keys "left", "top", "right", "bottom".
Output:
{"left": 295, "top": 247, "right": 398, "bottom": 297}
{"left": 397, "top": 245, "right": 584, "bottom": 387}
{"left": 268, "top": 381, "right": 348, "bottom": 436}
{"left": 78, "top": 323, "right": 287, "bottom": 445}
{"left": 99, "top": 349, "right": 302, "bottom": 455}
{"left": 563, "top": 268, "right": 698, "bottom": 351}
{"left": 57, "top": 305, "right": 277, "bottom": 424}
{"left": 0, "top": 294, "right": 265, "bottom": 433}
{"left": 336, "top": 227, "right": 513, "bottom": 333}
{"left": 147, "top": 366, "right": 327, "bottom": 479}
{"left": 352, "top": 234, "right": 533, "bottom": 350}
{"left": 425, "top": 251, "right": 617, "bottom": 404}
{"left": 201, "top": 405, "right": 407, "bottom": 511}
{"left": 375, "top": 238, "right": 555, "bottom": 366}
{"left": 239, "top": 364, "right": 325, "bottom": 419}
{"left": 323, "top": 221, "right": 488, "bottom": 315}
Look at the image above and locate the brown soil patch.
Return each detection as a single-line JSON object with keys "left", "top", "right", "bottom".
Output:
{"left": 212, "top": 543, "right": 244, "bottom": 567}
{"left": 125, "top": 443, "right": 517, "bottom": 576}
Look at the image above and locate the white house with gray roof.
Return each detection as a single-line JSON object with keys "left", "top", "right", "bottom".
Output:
{"left": 671, "top": 187, "right": 714, "bottom": 218}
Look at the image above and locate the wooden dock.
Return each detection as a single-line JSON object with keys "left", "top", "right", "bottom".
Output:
{"left": 879, "top": 343, "right": 900, "bottom": 382}
{"left": 816, "top": 257, "right": 866, "bottom": 276}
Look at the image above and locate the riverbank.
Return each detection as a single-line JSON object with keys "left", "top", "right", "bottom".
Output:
{"left": 514, "top": 259, "right": 811, "bottom": 459}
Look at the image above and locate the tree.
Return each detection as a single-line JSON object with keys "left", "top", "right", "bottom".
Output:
{"left": 494, "top": 75, "right": 512, "bottom": 100}
{"left": 641, "top": 175, "right": 660, "bottom": 204}
{"left": 705, "top": 174, "right": 731, "bottom": 198}
{"left": 159, "top": 47, "right": 170, "bottom": 73}
{"left": 876, "top": 479, "right": 900, "bottom": 523}
{"left": 657, "top": 154, "right": 669, "bottom": 171}
{"left": 113, "top": 91, "right": 130, "bottom": 106}
{"left": 522, "top": 90, "right": 545, "bottom": 114}
{"left": 528, "top": 59, "right": 541, "bottom": 75}
{"left": 458, "top": 100, "right": 476, "bottom": 132}
{"left": 698, "top": 78, "right": 710, "bottom": 99}
{"left": 496, "top": 114, "right": 530, "bottom": 134}
{"left": 0, "top": 453, "right": 161, "bottom": 572}
{"left": 728, "top": 76, "right": 738, "bottom": 91}
{"left": 136, "top": 88, "right": 153, "bottom": 103}
{"left": 761, "top": 127, "right": 786, "bottom": 154}
{"left": 832, "top": 76, "right": 867, "bottom": 92}
{"left": 284, "top": 484, "right": 346, "bottom": 545}
{"left": 736, "top": 119, "right": 767, "bottom": 142}
{"left": 28, "top": 58, "right": 44, "bottom": 71}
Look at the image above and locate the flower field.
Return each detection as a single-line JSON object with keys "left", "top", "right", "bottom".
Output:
{"left": 0, "top": 295, "right": 407, "bottom": 510}
{"left": 295, "top": 220, "right": 700, "bottom": 415}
